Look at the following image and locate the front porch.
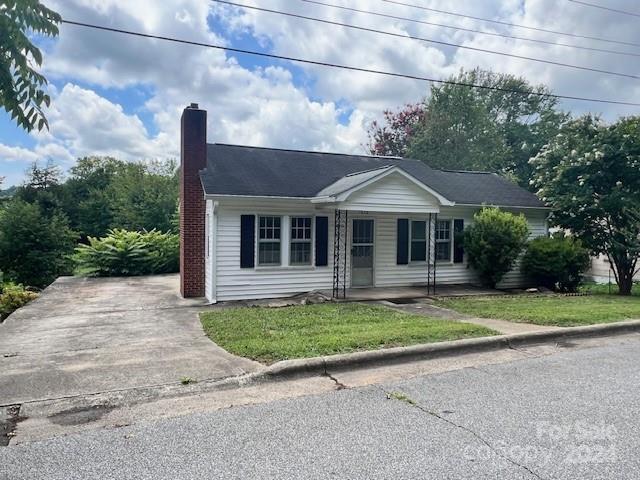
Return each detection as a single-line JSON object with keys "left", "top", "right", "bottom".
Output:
{"left": 323, "top": 284, "right": 504, "bottom": 302}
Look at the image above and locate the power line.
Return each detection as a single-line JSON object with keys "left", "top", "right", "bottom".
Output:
{"left": 380, "top": 0, "right": 640, "bottom": 49}
{"left": 299, "top": 0, "right": 640, "bottom": 58}
{"left": 214, "top": 0, "right": 639, "bottom": 80}
{"left": 568, "top": 0, "right": 640, "bottom": 18}
{"left": 59, "top": 18, "right": 640, "bottom": 107}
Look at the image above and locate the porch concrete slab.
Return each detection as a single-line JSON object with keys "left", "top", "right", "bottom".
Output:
{"left": 430, "top": 284, "right": 506, "bottom": 297}
{"left": 0, "top": 275, "right": 262, "bottom": 406}
{"left": 327, "top": 286, "right": 431, "bottom": 301}
{"left": 323, "top": 284, "right": 505, "bottom": 302}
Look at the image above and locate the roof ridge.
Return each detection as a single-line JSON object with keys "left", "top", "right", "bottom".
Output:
{"left": 344, "top": 165, "right": 393, "bottom": 177}
{"left": 437, "top": 168, "right": 494, "bottom": 174}
{"left": 209, "top": 142, "right": 404, "bottom": 161}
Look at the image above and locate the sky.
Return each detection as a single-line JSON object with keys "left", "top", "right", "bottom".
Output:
{"left": 1, "top": 0, "right": 640, "bottom": 187}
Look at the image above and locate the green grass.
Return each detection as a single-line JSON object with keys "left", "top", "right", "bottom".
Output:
{"left": 579, "top": 281, "right": 639, "bottom": 296}
{"left": 200, "top": 303, "right": 497, "bottom": 364}
{"left": 439, "top": 289, "right": 640, "bottom": 327}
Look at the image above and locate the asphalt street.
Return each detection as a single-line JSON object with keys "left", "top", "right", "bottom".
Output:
{"left": 2, "top": 334, "right": 639, "bottom": 479}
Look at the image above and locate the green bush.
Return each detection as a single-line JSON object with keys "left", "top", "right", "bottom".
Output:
{"left": 522, "top": 234, "right": 590, "bottom": 292}
{"left": 0, "top": 199, "right": 76, "bottom": 288}
{"left": 0, "top": 283, "right": 39, "bottom": 321}
{"left": 73, "top": 229, "right": 179, "bottom": 277}
{"left": 464, "top": 207, "right": 530, "bottom": 288}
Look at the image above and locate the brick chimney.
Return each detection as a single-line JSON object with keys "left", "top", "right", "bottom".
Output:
{"left": 180, "top": 103, "right": 207, "bottom": 297}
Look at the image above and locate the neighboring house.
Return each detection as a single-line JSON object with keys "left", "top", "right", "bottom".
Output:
{"left": 588, "top": 254, "right": 640, "bottom": 284}
{"left": 179, "top": 104, "right": 549, "bottom": 302}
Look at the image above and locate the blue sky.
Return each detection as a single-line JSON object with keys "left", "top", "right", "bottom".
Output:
{"left": 2, "top": 0, "right": 639, "bottom": 187}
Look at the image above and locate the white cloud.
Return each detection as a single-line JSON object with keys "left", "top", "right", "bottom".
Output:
{"left": 3, "top": 0, "right": 640, "bottom": 187}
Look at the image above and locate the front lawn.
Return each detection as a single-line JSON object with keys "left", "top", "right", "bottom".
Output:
{"left": 439, "top": 291, "right": 640, "bottom": 327}
{"left": 200, "top": 303, "right": 497, "bottom": 364}
{"left": 579, "top": 281, "right": 639, "bottom": 296}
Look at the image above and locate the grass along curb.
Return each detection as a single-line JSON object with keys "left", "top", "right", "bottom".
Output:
{"left": 257, "top": 318, "right": 640, "bottom": 380}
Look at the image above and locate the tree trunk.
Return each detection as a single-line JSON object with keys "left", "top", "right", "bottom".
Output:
{"left": 612, "top": 257, "right": 634, "bottom": 296}
{"left": 618, "top": 273, "right": 633, "bottom": 296}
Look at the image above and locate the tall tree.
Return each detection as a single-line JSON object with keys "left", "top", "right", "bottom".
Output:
{"left": 367, "top": 68, "right": 568, "bottom": 187}
{"left": 107, "top": 159, "right": 179, "bottom": 233}
{"left": 62, "top": 157, "right": 124, "bottom": 238}
{"left": 15, "top": 159, "right": 64, "bottom": 215}
{"left": 0, "top": 0, "right": 61, "bottom": 131}
{"left": 531, "top": 115, "right": 640, "bottom": 295}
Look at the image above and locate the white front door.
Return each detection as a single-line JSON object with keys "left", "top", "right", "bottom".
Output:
{"left": 351, "top": 219, "right": 374, "bottom": 287}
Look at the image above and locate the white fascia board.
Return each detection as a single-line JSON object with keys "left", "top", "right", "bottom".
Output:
{"left": 456, "top": 203, "right": 551, "bottom": 210}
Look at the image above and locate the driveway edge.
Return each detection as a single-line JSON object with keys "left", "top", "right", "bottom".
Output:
{"left": 258, "top": 319, "right": 640, "bottom": 379}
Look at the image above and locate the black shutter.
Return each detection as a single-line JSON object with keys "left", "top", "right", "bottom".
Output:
{"left": 453, "top": 219, "right": 464, "bottom": 263}
{"left": 397, "top": 218, "right": 409, "bottom": 265}
{"left": 240, "top": 215, "right": 255, "bottom": 268}
{"left": 315, "top": 216, "right": 328, "bottom": 266}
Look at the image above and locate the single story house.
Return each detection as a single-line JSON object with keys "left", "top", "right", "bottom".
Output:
{"left": 179, "top": 104, "right": 549, "bottom": 302}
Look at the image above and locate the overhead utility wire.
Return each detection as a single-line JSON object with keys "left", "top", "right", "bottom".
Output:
{"left": 380, "top": 0, "right": 640, "bottom": 49}
{"left": 298, "top": 0, "right": 640, "bottom": 58}
{"left": 567, "top": 0, "right": 640, "bottom": 18}
{"left": 59, "top": 19, "right": 640, "bottom": 107}
{"left": 213, "top": 0, "right": 639, "bottom": 80}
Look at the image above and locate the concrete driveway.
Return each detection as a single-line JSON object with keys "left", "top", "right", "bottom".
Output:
{"left": 0, "top": 275, "right": 260, "bottom": 405}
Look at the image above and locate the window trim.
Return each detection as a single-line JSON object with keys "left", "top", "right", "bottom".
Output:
{"left": 409, "top": 219, "right": 427, "bottom": 263}
{"left": 289, "top": 216, "right": 313, "bottom": 266}
{"left": 435, "top": 218, "right": 453, "bottom": 263}
{"left": 257, "top": 215, "right": 282, "bottom": 266}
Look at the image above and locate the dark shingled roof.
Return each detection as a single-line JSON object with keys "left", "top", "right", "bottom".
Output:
{"left": 200, "top": 144, "right": 546, "bottom": 208}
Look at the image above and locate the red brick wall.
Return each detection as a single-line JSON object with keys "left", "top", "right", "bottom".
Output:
{"left": 180, "top": 105, "right": 207, "bottom": 297}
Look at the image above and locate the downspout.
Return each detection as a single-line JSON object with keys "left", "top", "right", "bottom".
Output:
{"left": 210, "top": 201, "right": 219, "bottom": 304}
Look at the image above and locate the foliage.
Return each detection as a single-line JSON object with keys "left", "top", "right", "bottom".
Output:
{"left": 6, "top": 157, "right": 178, "bottom": 287}
{"left": 366, "top": 68, "right": 567, "bottom": 188}
{"left": 0, "top": 0, "right": 61, "bottom": 132}
{"left": 0, "top": 185, "right": 17, "bottom": 198}
{"left": 366, "top": 103, "right": 425, "bottom": 157}
{"left": 14, "top": 157, "right": 179, "bottom": 239}
{"left": 0, "top": 200, "right": 76, "bottom": 288}
{"left": 107, "top": 159, "right": 179, "bottom": 233}
{"left": 531, "top": 115, "right": 640, "bottom": 295}
{"left": 439, "top": 294, "right": 640, "bottom": 327}
{"left": 200, "top": 304, "right": 497, "bottom": 364}
{"left": 464, "top": 208, "right": 530, "bottom": 288}
{"left": 0, "top": 282, "right": 38, "bottom": 321}
{"left": 521, "top": 234, "right": 590, "bottom": 292}
{"left": 74, "top": 229, "right": 179, "bottom": 277}
{"left": 14, "top": 159, "right": 64, "bottom": 215}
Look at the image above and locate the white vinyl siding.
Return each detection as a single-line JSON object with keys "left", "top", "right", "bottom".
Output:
{"left": 208, "top": 198, "right": 549, "bottom": 301}
{"left": 213, "top": 199, "right": 334, "bottom": 301}
{"left": 339, "top": 172, "right": 439, "bottom": 213}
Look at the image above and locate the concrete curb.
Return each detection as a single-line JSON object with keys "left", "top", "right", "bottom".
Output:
{"left": 259, "top": 319, "right": 640, "bottom": 380}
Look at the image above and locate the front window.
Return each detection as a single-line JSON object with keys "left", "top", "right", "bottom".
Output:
{"left": 290, "top": 217, "right": 312, "bottom": 265}
{"left": 436, "top": 219, "right": 451, "bottom": 261}
{"left": 258, "top": 216, "right": 281, "bottom": 265}
{"left": 410, "top": 220, "right": 426, "bottom": 262}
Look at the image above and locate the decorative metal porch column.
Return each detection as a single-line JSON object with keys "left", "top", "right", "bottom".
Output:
{"left": 332, "top": 209, "right": 348, "bottom": 299}
{"left": 426, "top": 212, "right": 438, "bottom": 295}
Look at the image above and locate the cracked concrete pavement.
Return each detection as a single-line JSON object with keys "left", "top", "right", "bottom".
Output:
{"left": 2, "top": 333, "right": 639, "bottom": 479}
{"left": 0, "top": 275, "right": 262, "bottom": 406}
